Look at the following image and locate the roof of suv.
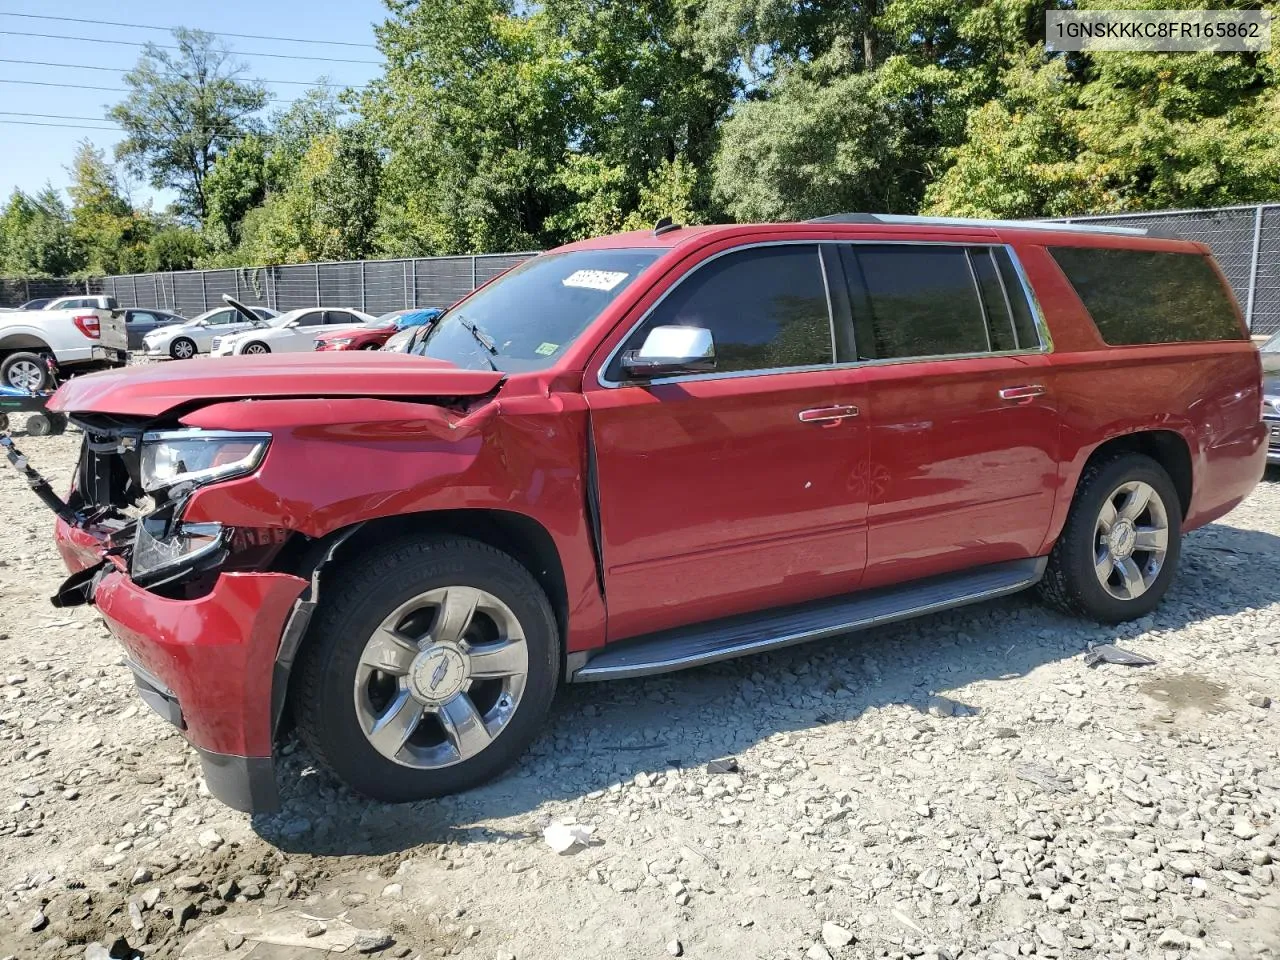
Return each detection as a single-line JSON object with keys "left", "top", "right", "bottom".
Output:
{"left": 556, "top": 214, "right": 1205, "bottom": 256}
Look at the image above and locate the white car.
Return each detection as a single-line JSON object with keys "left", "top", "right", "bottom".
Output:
{"left": 142, "top": 300, "right": 279, "bottom": 359}
{"left": 211, "top": 307, "right": 375, "bottom": 356}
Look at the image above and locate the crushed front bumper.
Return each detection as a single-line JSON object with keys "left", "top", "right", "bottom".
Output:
{"left": 54, "top": 519, "right": 306, "bottom": 812}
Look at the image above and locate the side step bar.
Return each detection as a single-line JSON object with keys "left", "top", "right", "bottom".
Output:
{"left": 570, "top": 557, "right": 1046, "bottom": 682}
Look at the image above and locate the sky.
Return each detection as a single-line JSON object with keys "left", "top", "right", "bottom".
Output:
{"left": 0, "top": 0, "right": 387, "bottom": 209}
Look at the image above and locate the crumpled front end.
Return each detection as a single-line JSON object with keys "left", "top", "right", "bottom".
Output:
{"left": 44, "top": 419, "right": 307, "bottom": 812}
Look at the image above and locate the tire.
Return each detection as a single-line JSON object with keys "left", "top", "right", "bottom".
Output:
{"left": 45, "top": 412, "right": 68, "bottom": 436}
{"left": 25, "top": 412, "right": 52, "bottom": 437}
{"left": 0, "top": 413, "right": 8, "bottom": 432}
{"left": 1, "top": 352, "right": 51, "bottom": 392}
{"left": 1038, "top": 452, "right": 1182, "bottom": 622}
{"left": 242, "top": 342, "right": 270, "bottom": 355}
{"left": 169, "top": 337, "right": 197, "bottom": 360}
{"left": 293, "top": 535, "right": 560, "bottom": 803}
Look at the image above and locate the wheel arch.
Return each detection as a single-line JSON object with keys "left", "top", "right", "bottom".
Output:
{"left": 1044, "top": 428, "right": 1193, "bottom": 555}
{"left": 0, "top": 334, "right": 52, "bottom": 354}
{"left": 267, "top": 508, "right": 569, "bottom": 739}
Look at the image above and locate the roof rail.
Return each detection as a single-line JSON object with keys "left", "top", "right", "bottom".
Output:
{"left": 806, "top": 213, "right": 1149, "bottom": 237}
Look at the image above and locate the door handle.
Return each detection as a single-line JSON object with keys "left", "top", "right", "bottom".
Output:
{"left": 998, "top": 385, "right": 1046, "bottom": 402}
{"left": 798, "top": 404, "right": 859, "bottom": 424}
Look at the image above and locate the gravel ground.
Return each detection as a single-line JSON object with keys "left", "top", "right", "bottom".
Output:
{"left": 0, "top": 429, "right": 1276, "bottom": 960}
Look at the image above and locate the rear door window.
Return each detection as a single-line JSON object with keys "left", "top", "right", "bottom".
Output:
{"left": 841, "top": 245, "right": 990, "bottom": 360}
{"left": 1049, "top": 247, "right": 1244, "bottom": 344}
{"left": 611, "top": 244, "right": 833, "bottom": 378}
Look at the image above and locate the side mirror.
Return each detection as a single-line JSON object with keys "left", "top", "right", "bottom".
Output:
{"left": 621, "top": 326, "right": 716, "bottom": 379}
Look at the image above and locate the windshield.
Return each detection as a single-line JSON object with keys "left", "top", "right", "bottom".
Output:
{"left": 411, "top": 248, "right": 663, "bottom": 371}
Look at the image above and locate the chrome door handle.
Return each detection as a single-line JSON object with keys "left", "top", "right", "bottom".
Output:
{"left": 998, "top": 385, "right": 1046, "bottom": 402}
{"left": 798, "top": 404, "right": 859, "bottom": 424}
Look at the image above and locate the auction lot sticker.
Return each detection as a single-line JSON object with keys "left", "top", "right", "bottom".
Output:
{"left": 1047, "top": 9, "right": 1271, "bottom": 52}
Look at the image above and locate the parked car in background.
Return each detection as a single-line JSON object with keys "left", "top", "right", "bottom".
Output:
{"left": 30, "top": 215, "right": 1266, "bottom": 813}
{"left": 212, "top": 307, "right": 374, "bottom": 355}
{"left": 41, "top": 295, "right": 117, "bottom": 312}
{"left": 0, "top": 297, "right": 57, "bottom": 312}
{"left": 123, "top": 308, "right": 186, "bottom": 350}
{"left": 0, "top": 295, "right": 126, "bottom": 390}
{"left": 143, "top": 298, "right": 278, "bottom": 359}
{"left": 314, "top": 308, "right": 443, "bottom": 351}
{"left": 1261, "top": 330, "right": 1280, "bottom": 464}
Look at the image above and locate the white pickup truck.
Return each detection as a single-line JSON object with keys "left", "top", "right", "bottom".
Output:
{"left": 0, "top": 295, "right": 128, "bottom": 391}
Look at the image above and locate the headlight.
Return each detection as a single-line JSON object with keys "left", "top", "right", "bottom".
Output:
{"left": 328, "top": 338, "right": 354, "bottom": 348}
{"left": 140, "top": 430, "right": 270, "bottom": 493}
{"left": 132, "top": 520, "right": 227, "bottom": 582}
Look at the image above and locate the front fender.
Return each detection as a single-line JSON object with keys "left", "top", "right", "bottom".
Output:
{"left": 177, "top": 395, "right": 607, "bottom": 653}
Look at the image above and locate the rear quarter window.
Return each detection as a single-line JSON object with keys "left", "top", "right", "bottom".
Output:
{"left": 1049, "top": 247, "right": 1244, "bottom": 345}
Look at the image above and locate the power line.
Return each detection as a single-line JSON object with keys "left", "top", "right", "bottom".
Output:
{"left": 0, "top": 119, "right": 117, "bottom": 130}
{"left": 0, "top": 79, "right": 304, "bottom": 102}
{"left": 0, "top": 58, "right": 370, "bottom": 88}
{"left": 0, "top": 11, "right": 380, "bottom": 49}
{"left": 0, "top": 30, "right": 383, "bottom": 65}
{"left": 0, "top": 111, "right": 118, "bottom": 121}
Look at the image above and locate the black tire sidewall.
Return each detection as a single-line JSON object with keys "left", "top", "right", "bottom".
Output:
{"left": 2, "top": 352, "right": 51, "bottom": 392}
{"left": 295, "top": 537, "right": 560, "bottom": 803}
{"left": 1057, "top": 454, "right": 1182, "bottom": 622}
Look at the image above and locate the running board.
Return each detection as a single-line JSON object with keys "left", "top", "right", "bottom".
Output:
{"left": 570, "top": 557, "right": 1046, "bottom": 682}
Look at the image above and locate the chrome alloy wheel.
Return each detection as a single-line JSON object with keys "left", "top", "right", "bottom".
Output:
{"left": 243, "top": 342, "right": 269, "bottom": 355}
{"left": 1093, "top": 480, "right": 1170, "bottom": 601}
{"left": 172, "top": 339, "right": 195, "bottom": 359}
{"left": 6, "top": 359, "right": 43, "bottom": 391}
{"left": 353, "top": 586, "right": 529, "bottom": 769}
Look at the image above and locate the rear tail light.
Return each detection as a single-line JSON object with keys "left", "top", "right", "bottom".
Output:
{"left": 72, "top": 314, "right": 101, "bottom": 339}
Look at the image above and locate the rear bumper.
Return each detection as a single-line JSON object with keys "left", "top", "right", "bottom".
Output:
{"left": 54, "top": 518, "right": 306, "bottom": 812}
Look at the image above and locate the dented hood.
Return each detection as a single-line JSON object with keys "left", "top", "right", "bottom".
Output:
{"left": 49, "top": 351, "right": 505, "bottom": 417}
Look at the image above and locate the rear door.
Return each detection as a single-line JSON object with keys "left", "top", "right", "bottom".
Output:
{"left": 585, "top": 242, "right": 869, "bottom": 640}
{"left": 124, "top": 310, "right": 161, "bottom": 348}
{"left": 834, "top": 242, "right": 1060, "bottom": 588}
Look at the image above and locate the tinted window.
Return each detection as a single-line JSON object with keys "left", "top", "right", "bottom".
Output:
{"left": 970, "top": 250, "right": 1014, "bottom": 352}
{"left": 614, "top": 245, "right": 832, "bottom": 377}
{"left": 844, "top": 245, "right": 989, "bottom": 359}
{"left": 127, "top": 311, "right": 155, "bottom": 324}
{"left": 1049, "top": 247, "right": 1244, "bottom": 345}
{"left": 995, "top": 249, "right": 1040, "bottom": 349}
{"left": 415, "top": 248, "right": 662, "bottom": 372}
{"left": 294, "top": 311, "right": 324, "bottom": 327}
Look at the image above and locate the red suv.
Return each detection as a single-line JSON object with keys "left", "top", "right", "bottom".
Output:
{"left": 30, "top": 215, "right": 1267, "bottom": 812}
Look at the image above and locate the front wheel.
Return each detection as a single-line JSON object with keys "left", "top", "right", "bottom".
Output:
{"left": 242, "top": 342, "right": 270, "bottom": 355}
{"left": 169, "top": 337, "right": 197, "bottom": 360}
{"left": 293, "top": 536, "right": 560, "bottom": 803}
{"left": 1038, "top": 452, "right": 1182, "bottom": 622}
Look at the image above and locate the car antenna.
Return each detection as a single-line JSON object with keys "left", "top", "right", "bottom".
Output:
{"left": 653, "top": 217, "right": 682, "bottom": 236}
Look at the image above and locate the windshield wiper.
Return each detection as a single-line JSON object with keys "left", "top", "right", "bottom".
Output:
{"left": 457, "top": 316, "right": 499, "bottom": 371}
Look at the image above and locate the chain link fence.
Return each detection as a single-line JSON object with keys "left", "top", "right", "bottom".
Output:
{"left": 1059, "top": 203, "right": 1279, "bottom": 336}
{"left": 2, "top": 204, "right": 1277, "bottom": 334}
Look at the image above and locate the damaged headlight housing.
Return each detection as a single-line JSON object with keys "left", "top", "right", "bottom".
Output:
{"left": 132, "top": 520, "right": 228, "bottom": 583}
{"left": 140, "top": 430, "right": 270, "bottom": 494}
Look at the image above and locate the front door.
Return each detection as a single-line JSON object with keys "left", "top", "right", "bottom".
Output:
{"left": 586, "top": 243, "right": 869, "bottom": 640}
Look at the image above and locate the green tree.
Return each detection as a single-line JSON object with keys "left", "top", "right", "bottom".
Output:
{"left": 0, "top": 187, "right": 82, "bottom": 277}
{"left": 203, "top": 135, "right": 272, "bottom": 250}
{"left": 145, "top": 226, "right": 207, "bottom": 271}
{"left": 110, "top": 28, "right": 268, "bottom": 222}
{"left": 240, "top": 129, "right": 381, "bottom": 263}
{"left": 66, "top": 141, "right": 152, "bottom": 274}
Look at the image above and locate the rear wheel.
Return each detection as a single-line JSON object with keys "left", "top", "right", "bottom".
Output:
{"left": 169, "top": 337, "right": 197, "bottom": 360}
{"left": 1, "top": 352, "right": 51, "bottom": 392}
{"left": 25, "top": 412, "right": 53, "bottom": 436}
{"left": 293, "top": 536, "right": 559, "bottom": 803}
{"left": 1038, "top": 452, "right": 1181, "bottom": 622}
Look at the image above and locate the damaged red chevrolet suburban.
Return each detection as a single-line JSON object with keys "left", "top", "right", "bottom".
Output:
{"left": 19, "top": 215, "right": 1266, "bottom": 812}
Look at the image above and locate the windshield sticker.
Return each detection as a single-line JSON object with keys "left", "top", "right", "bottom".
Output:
{"left": 535, "top": 342, "right": 559, "bottom": 356}
{"left": 562, "top": 269, "right": 628, "bottom": 291}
